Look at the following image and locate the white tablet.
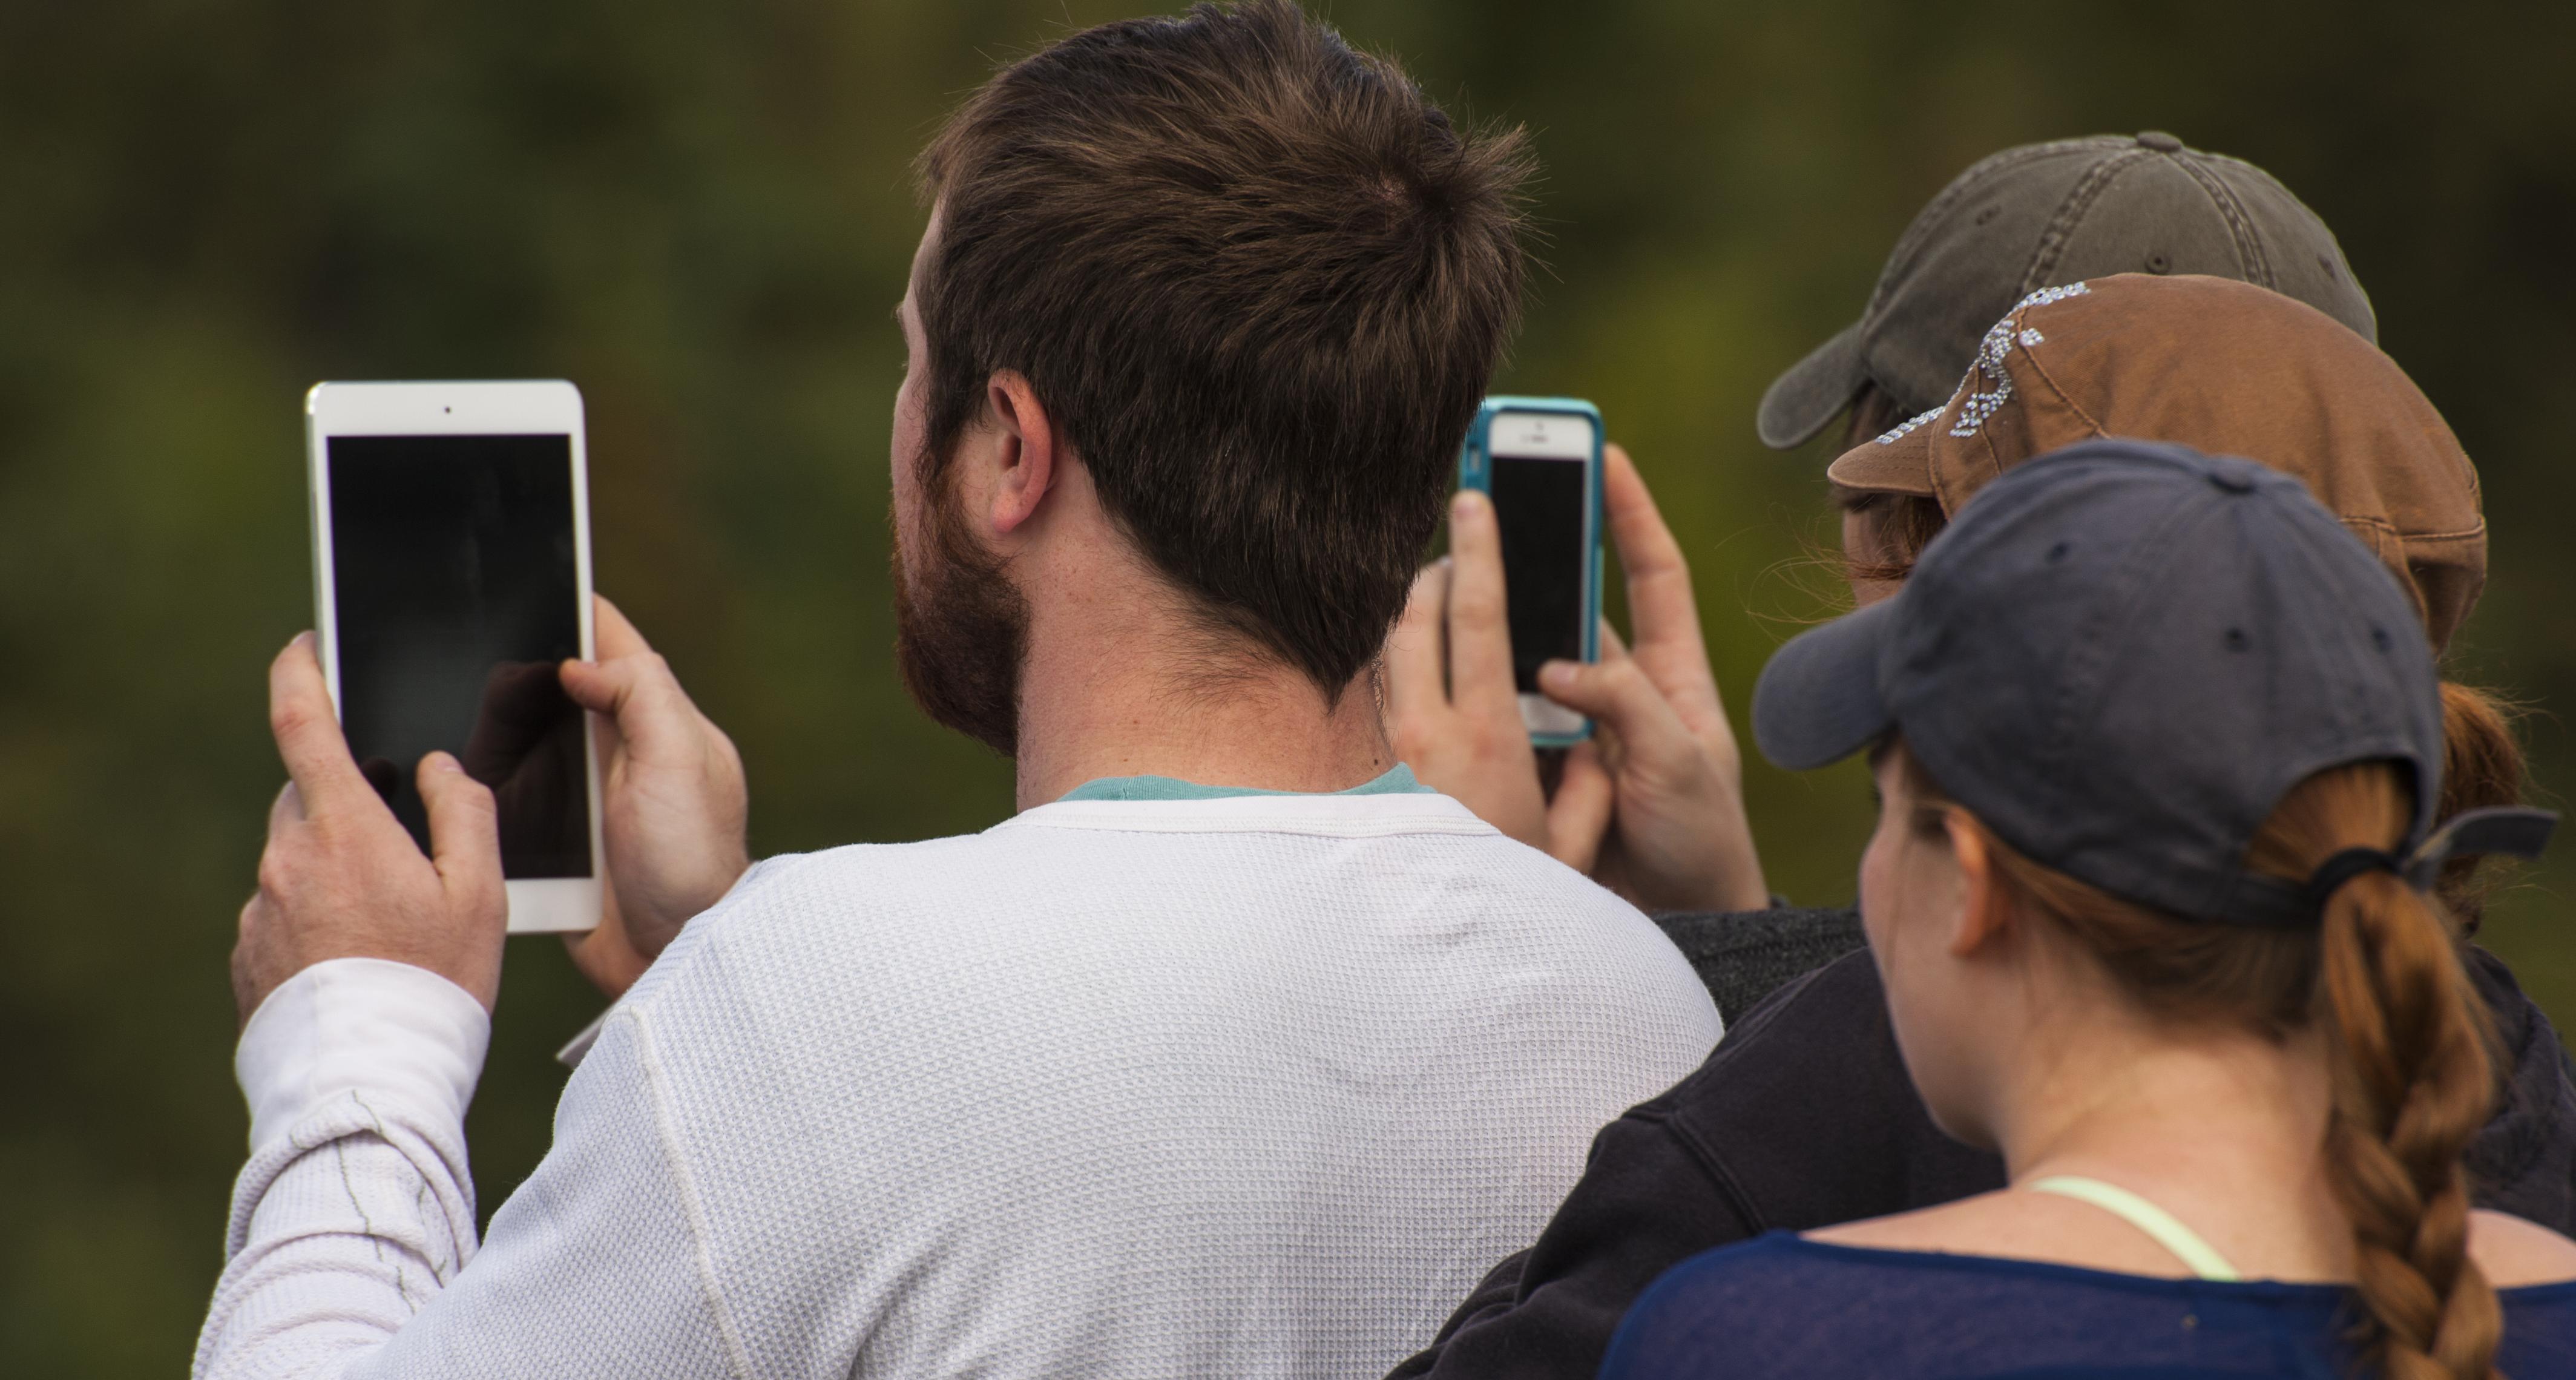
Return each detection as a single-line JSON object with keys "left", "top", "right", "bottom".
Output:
{"left": 305, "top": 380, "right": 603, "bottom": 933}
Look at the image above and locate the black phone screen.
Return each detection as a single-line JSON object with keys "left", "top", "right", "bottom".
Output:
{"left": 1489, "top": 453, "right": 1588, "bottom": 693}
{"left": 327, "top": 433, "right": 590, "bottom": 879}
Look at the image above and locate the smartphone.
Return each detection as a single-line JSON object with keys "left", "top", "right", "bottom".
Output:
{"left": 1457, "top": 396, "right": 1603, "bottom": 746}
{"left": 305, "top": 381, "right": 603, "bottom": 933}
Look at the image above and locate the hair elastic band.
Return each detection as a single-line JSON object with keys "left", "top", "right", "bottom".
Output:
{"left": 2299, "top": 847, "right": 2402, "bottom": 913}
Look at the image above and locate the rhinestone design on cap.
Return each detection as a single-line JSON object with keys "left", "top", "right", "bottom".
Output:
{"left": 1874, "top": 407, "right": 1946, "bottom": 447}
{"left": 1949, "top": 281, "right": 2091, "bottom": 438}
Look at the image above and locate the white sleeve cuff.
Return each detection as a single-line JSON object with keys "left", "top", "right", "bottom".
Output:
{"left": 235, "top": 958, "right": 491, "bottom": 1154}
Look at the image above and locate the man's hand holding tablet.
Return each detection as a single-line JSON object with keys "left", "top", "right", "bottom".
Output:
{"left": 232, "top": 632, "right": 507, "bottom": 1028}
{"left": 558, "top": 596, "right": 749, "bottom": 999}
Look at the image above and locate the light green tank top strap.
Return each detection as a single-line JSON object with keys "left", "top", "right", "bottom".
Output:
{"left": 2026, "top": 1175, "right": 2241, "bottom": 1282}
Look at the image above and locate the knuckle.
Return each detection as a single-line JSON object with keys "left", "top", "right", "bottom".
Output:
{"left": 304, "top": 813, "right": 353, "bottom": 850}
{"left": 254, "top": 848, "right": 295, "bottom": 898}
{"left": 441, "top": 776, "right": 499, "bottom": 821}
{"left": 461, "top": 879, "right": 510, "bottom": 932}
{"left": 1602, "top": 664, "right": 1658, "bottom": 708}
{"left": 1389, "top": 719, "right": 1438, "bottom": 761}
{"left": 1464, "top": 724, "right": 1517, "bottom": 760}
{"left": 269, "top": 697, "right": 315, "bottom": 739}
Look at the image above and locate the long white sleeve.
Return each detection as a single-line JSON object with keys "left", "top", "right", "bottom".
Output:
{"left": 196, "top": 961, "right": 740, "bottom": 1379}
{"left": 195, "top": 959, "right": 488, "bottom": 1378}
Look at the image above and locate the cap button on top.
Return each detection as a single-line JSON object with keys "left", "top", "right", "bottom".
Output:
{"left": 2207, "top": 468, "right": 2257, "bottom": 494}
{"left": 2136, "top": 130, "right": 2185, "bottom": 153}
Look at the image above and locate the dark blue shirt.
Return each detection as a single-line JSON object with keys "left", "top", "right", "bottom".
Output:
{"left": 1600, "top": 1232, "right": 2576, "bottom": 1379}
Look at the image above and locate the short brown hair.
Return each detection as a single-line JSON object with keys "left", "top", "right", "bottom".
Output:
{"left": 915, "top": 0, "right": 1533, "bottom": 696}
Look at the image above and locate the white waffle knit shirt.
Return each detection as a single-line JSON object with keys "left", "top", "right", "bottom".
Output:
{"left": 197, "top": 789, "right": 1721, "bottom": 1379}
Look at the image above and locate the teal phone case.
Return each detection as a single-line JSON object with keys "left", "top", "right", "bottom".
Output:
{"left": 1456, "top": 396, "right": 1603, "bottom": 747}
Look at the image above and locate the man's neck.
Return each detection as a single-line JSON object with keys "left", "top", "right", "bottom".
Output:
{"left": 1008, "top": 585, "right": 1395, "bottom": 812}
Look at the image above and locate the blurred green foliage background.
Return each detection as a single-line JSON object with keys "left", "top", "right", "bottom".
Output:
{"left": 4, "top": 0, "right": 2574, "bottom": 1372}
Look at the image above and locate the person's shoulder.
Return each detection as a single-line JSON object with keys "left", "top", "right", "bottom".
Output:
{"left": 618, "top": 832, "right": 1025, "bottom": 1003}
{"left": 1021, "top": 789, "right": 1722, "bottom": 1044}
{"left": 1015, "top": 788, "right": 1681, "bottom": 939}
{"left": 2465, "top": 1213, "right": 2576, "bottom": 1376}
{"left": 1649, "top": 945, "right": 2003, "bottom": 1232}
{"left": 1663, "top": 947, "right": 1894, "bottom": 1103}
{"left": 2476, "top": 1209, "right": 2576, "bottom": 1289}
{"left": 1637, "top": 1229, "right": 2041, "bottom": 1313}
{"left": 1462, "top": 846, "right": 1727, "bottom": 1028}
{"left": 1649, "top": 906, "right": 1867, "bottom": 1020}
{"left": 2490, "top": 1222, "right": 2576, "bottom": 1373}
{"left": 1602, "top": 1234, "right": 1925, "bottom": 1379}
{"left": 1623, "top": 1232, "right": 1826, "bottom": 1327}
{"left": 685, "top": 833, "right": 999, "bottom": 923}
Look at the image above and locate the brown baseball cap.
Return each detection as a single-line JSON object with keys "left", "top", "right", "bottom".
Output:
{"left": 1759, "top": 133, "right": 2376, "bottom": 450}
{"left": 1828, "top": 272, "right": 2485, "bottom": 651}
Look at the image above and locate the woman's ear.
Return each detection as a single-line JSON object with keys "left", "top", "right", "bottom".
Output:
{"left": 982, "top": 370, "right": 1057, "bottom": 536}
{"left": 1944, "top": 813, "right": 2012, "bottom": 958}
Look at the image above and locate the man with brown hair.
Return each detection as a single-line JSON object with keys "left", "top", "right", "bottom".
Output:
{"left": 196, "top": 4, "right": 1720, "bottom": 1377}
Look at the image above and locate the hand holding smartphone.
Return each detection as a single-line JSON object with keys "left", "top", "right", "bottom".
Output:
{"left": 305, "top": 381, "right": 604, "bottom": 933}
{"left": 1456, "top": 397, "right": 1604, "bottom": 744}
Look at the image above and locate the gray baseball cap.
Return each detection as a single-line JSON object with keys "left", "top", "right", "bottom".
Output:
{"left": 1755, "top": 439, "right": 2468, "bottom": 928}
{"left": 1758, "top": 133, "right": 2377, "bottom": 450}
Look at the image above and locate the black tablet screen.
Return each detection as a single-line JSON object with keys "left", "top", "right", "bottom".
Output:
{"left": 327, "top": 433, "right": 590, "bottom": 878}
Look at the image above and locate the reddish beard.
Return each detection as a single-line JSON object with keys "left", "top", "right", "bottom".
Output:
{"left": 891, "top": 451, "right": 1031, "bottom": 758}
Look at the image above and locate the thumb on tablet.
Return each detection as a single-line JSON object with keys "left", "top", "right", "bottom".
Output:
{"left": 419, "top": 752, "right": 502, "bottom": 899}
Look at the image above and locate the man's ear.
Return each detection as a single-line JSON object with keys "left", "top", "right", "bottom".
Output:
{"left": 982, "top": 370, "right": 1057, "bottom": 536}
{"left": 1944, "top": 813, "right": 2013, "bottom": 958}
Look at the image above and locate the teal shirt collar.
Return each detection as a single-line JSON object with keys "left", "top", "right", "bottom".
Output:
{"left": 1056, "top": 763, "right": 1432, "bottom": 804}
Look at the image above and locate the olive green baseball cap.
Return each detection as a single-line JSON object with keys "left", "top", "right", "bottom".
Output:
{"left": 1758, "top": 132, "right": 2377, "bottom": 450}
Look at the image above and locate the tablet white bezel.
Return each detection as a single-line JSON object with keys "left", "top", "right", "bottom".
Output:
{"left": 305, "top": 380, "right": 604, "bottom": 934}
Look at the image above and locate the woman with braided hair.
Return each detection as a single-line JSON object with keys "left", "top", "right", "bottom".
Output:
{"left": 1599, "top": 440, "right": 2576, "bottom": 1379}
